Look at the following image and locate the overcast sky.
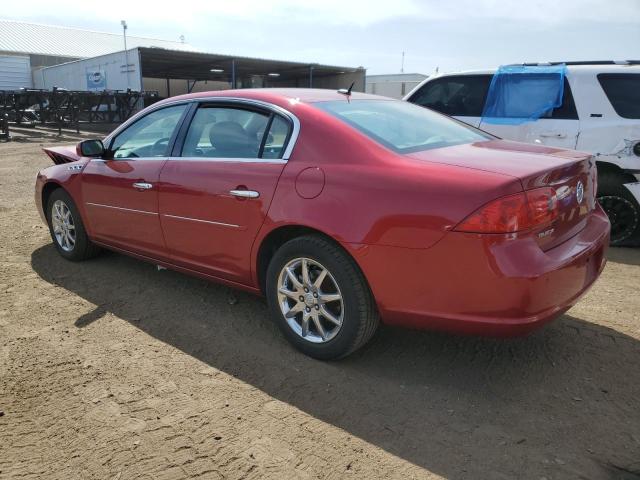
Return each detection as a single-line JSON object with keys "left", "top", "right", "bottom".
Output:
{"left": 3, "top": 0, "right": 639, "bottom": 74}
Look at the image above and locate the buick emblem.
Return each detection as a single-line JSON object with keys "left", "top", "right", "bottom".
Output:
{"left": 576, "top": 181, "right": 584, "bottom": 204}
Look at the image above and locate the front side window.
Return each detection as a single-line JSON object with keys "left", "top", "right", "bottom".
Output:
{"left": 597, "top": 73, "right": 640, "bottom": 119}
{"left": 110, "top": 104, "right": 187, "bottom": 159}
{"left": 409, "top": 75, "right": 492, "bottom": 117}
{"left": 316, "top": 99, "right": 491, "bottom": 153}
{"left": 181, "top": 105, "right": 292, "bottom": 159}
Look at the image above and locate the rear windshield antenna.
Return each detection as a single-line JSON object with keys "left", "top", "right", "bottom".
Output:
{"left": 337, "top": 82, "right": 355, "bottom": 100}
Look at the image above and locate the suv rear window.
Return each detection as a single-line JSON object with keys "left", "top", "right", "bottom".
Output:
{"left": 316, "top": 99, "right": 490, "bottom": 153}
{"left": 597, "top": 73, "right": 640, "bottom": 119}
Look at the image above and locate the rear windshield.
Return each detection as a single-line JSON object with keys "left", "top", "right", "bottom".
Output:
{"left": 315, "top": 99, "right": 491, "bottom": 153}
{"left": 597, "top": 73, "right": 640, "bottom": 119}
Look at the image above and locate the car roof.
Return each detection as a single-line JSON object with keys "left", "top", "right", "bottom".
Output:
{"left": 164, "top": 88, "right": 390, "bottom": 106}
{"left": 433, "top": 63, "right": 640, "bottom": 78}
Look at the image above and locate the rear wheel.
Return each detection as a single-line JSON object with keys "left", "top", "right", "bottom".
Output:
{"left": 597, "top": 172, "right": 640, "bottom": 246}
{"left": 266, "top": 235, "right": 379, "bottom": 360}
{"left": 46, "top": 188, "right": 101, "bottom": 261}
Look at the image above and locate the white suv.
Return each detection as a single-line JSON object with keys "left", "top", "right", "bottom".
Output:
{"left": 405, "top": 61, "right": 640, "bottom": 246}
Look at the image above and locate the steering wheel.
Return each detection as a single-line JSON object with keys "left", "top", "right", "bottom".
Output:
{"left": 151, "top": 137, "right": 170, "bottom": 156}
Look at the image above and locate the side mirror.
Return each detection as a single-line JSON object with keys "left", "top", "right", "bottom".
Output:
{"left": 77, "top": 139, "right": 105, "bottom": 157}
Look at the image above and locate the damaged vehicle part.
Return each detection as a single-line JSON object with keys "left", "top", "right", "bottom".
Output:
{"left": 405, "top": 61, "right": 640, "bottom": 246}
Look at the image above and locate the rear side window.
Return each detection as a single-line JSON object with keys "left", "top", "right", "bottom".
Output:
{"left": 408, "top": 75, "right": 492, "bottom": 117}
{"left": 181, "top": 105, "right": 292, "bottom": 159}
{"left": 597, "top": 74, "right": 640, "bottom": 119}
{"left": 542, "top": 78, "right": 578, "bottom": 120}
{"left": 181, "top": 106, "right": 269, "bottom": 158}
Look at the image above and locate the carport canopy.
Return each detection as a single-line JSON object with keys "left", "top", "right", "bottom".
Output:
{"left": 137, "top": 47, "right": 364, "bottom": 90}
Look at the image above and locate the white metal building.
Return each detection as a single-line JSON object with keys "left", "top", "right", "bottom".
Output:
{"left": 33, "top": 47, "right": 365, "bottom": 97}
{"left": 1, "top": 19, "right": 366, "bottom": 96}
{"left": 365, "top": 73, "right": 429, "bottom": 99}
{"left": 0, "top": 19, "right": 195, "bottom": 90}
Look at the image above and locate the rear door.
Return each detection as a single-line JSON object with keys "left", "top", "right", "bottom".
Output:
{"left": 158, "top": 101, "right": 294, "bottom": 284}
{"left": 479, "top": 77, "right": 580, "bottom": 149}
{"left": 406, "top": 74, "right": 492, "bottom": 127}
{"left": 81, "top": 103, "right": 189, "bottom": 258}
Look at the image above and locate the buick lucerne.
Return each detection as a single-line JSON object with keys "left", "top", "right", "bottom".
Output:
{"left": 35, "top": 89, "right": 610, "bottom": 359}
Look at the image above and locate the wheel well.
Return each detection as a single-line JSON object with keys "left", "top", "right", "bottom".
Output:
{"left": 41, "top": 182, "right": 62, "bottom": 217}
{"left": 596, "top": 161, "right": 637, "bottom": 184}
{"left": 256, "top": 225, "right": 344, "bottom": 294}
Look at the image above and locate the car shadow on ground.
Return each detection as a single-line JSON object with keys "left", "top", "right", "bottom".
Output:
{"left": 31, "top": 245, "right": 640, "bottom": 480}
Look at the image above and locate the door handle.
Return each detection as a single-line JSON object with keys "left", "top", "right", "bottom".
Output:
{"left": 132, "top": 182, "right": 153, "bottom": 190}
{"left": 539, "top": 132, "right": 567, "bottom": 139}
{"left": 229, "top": 189, "right": 260, "bottom": 199}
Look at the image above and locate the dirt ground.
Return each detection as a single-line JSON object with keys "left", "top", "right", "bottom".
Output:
{"left": 1, "top": 133, "right": 639, "bottom": 480}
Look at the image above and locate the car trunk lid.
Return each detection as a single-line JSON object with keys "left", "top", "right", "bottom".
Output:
{"left": 407, "top": 139, "right": 597, "bottom": 250}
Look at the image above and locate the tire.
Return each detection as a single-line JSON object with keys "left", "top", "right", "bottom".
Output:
{"left": 46, "top": 188, "right": 101, "bottom": 261}
{"left": 266, "top": 235, "right": 379, "bottom": 360}
{"left": 597, "top": 172, "right": 640, "bottom": 246}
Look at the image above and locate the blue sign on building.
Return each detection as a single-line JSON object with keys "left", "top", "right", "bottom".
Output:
{"left": 86, "top": 70, "right": 106, "bottom": 91}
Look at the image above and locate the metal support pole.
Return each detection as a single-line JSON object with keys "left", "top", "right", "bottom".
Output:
{"left": 121, "top": 20, "right": 130, "bottom": 89}
{"left": 166, "top": 78, "right": 171, "bottom": 98}
{"left": 231, "top": 59, "right": 237, "bottom": 89}
{"left": 1, "top": 112, "right": 9, "bottom": 141}
{"left": 309, "top": 65, "right": 314, "bottom": 88}
{"left": 52, "top": 87, "right": 62, "bottom": 136}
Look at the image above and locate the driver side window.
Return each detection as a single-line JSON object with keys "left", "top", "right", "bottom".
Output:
{"left": 109, "top": 104, "right": 188, "bottom": 159}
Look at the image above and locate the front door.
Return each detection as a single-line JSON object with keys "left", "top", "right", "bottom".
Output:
{"left": 81, "top": 103, "right": 189, "bottom": 259}
{"left": 158, "top": 103, "right": 293, "bottom": 284}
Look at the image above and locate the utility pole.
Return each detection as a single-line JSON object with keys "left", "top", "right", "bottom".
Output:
{"left": 401, "top": 51, "right": 405, "bottom": 73}
{"left": 121, "top": 20, "right": 130, "bottom": 89}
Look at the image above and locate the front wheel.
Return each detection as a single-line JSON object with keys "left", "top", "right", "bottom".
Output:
{"left": 266, "top": 235, "right": 379, "bottom": 360}
{"left": 46, "top": 188, "right": 101, "bottom": 261}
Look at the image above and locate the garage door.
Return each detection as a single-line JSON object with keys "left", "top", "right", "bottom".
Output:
{"left": 0, "top": 55, "right": 32, "bottom": 90}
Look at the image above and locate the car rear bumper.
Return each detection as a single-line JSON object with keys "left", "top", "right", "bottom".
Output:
{"left": 348, "top": 205, "right": 610, "bottom": 336}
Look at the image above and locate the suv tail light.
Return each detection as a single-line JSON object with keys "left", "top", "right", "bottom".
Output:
{"left": 454, "top": 187, "right": 558, "bottom": 234}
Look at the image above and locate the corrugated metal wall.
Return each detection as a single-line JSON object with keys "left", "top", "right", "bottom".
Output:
{"left": 0, "top": 55, "right": 32, "bottom": 90}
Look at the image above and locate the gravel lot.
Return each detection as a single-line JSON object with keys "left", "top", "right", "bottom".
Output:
{"left": 1, "top": 134, "right": 639, "bottom": 479}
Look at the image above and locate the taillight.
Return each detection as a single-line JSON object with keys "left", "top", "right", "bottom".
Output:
{"left": 454, "top": 187, "right": 558, "bottom": 234}
{"left": 525, "top": 187, "right": 558, "bottom": 227}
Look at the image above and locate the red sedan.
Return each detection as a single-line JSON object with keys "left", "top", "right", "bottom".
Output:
{"left": 35, "top": 89, "right": 610, "bottom": 359}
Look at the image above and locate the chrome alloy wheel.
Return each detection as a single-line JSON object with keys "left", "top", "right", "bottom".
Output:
{"left": 51, "top": 199, "right": 76, "bottom": 252}
{"left": 277, "top": 257, "right": 344, "bottom": 343}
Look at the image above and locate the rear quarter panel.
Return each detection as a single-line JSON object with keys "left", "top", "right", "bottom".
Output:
{"left": 253, "top": 103, "right": 523, "bottom": 282}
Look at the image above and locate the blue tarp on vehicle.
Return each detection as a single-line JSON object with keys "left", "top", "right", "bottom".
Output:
{"left": 481, "top": 64, "right": 567, "bottom": 125}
